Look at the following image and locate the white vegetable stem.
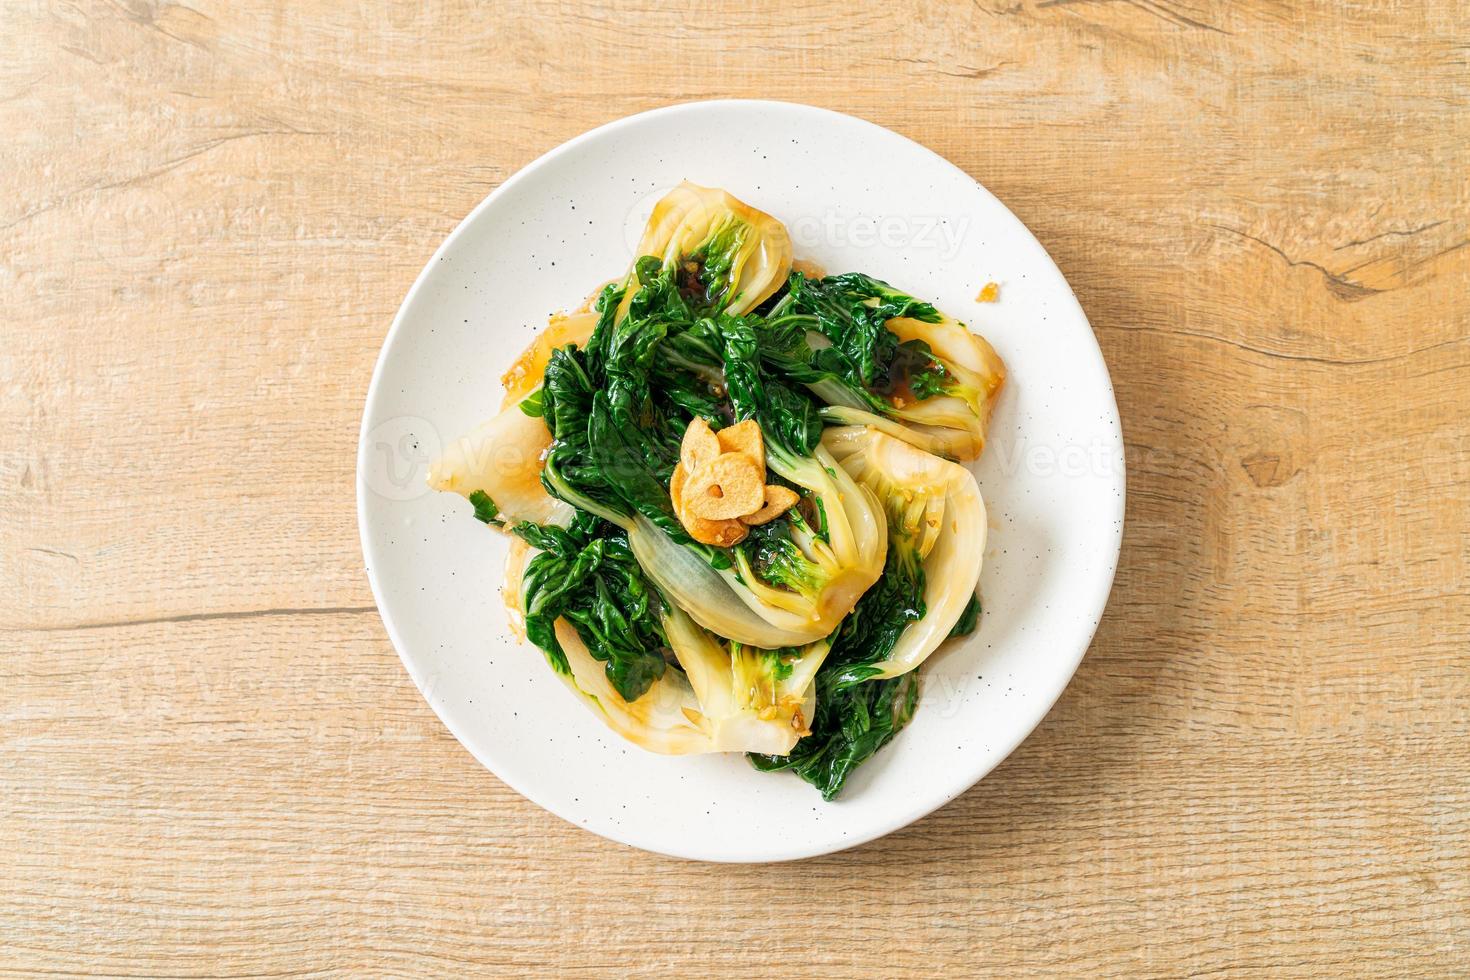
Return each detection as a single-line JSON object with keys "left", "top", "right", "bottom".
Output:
{"left": 823, "top": 425, "right": 987, "bottom": 678}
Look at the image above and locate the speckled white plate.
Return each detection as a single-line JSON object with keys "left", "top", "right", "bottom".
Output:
{"left": 357, "top": 100, "right": 1123, "bottom": 862}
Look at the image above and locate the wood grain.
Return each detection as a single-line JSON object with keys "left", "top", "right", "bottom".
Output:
{"left": 3, "top": 0, "right": 1468, "bottom": 975}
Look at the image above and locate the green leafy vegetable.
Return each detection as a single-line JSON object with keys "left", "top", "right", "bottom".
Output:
{"left": 720, "top": 315, "right": 823, "bottom": 458}
{"left": 468, "top": 489, "right": 501, "bottom": 525}
{"left": 538, "top": 275, "right": 689, "bottom": 538}
{"left": 427, "top": 184, "right": 1002, "bottom": 796}
{"left": 950, "top": 593, "right": 982, "bottom": 638}
{"left": 784, "top": 272, "right": 937, "bottom": 385}
{"left": 763, "top": 272, "right": 1005, "bottom": 461}
{"left": 747, "top": 541, "right": 927, "bottom": 799}
{"left": 518, "top": 388, "right": 545, "bottom": 417}
{"left": 513, "top": 514, "right": 668, "bottom": 702}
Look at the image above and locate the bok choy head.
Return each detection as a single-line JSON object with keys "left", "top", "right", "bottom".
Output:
{"left": 746, "top": 427, "right": 984, "bottom": 799}
{"left": 663, "top": 606, "right": 831, "bottom": 754}
{"left": 627, "top": 182, "right": 793, "bottom": 317}
{"left": 821, "top": 425, "right": 986, "bottom": 678}
{"left": 427, "top": 390, "right": 577, "bottom": 529}
{"left": 763, "top": 272, "right": 1005, "bottom": 460}
{"left": 506, "top": 541, "right": 830, "bottom": 755}
{"left": 427, "top": 310, "right": 598, "bottom": 529}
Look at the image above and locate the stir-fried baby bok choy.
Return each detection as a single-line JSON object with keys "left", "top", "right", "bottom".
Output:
{"left": 747, "top": 426, "right": 986, "bottom": 798}
{"left": 536, "top": 256, "right": 886, "bottom": 648}
{"left": 762, "top": 272, "right": 1006, "bottom": 460}
{"left": 821, "top": 425, "right": 987, "bottom": 676}
{"left": 503, "top": 525, "right": 830, "bottom": 755}
{"left": 427, "top": 311, "right": 596, "bottom": 528}
{"left": 635, "top": 313, "right": 887, "bottom": 645}
{"left": 623, "top": 181, "right": 794, "bottom": 318}
{"left": 427, "top": 182, "right": 1005, "bottom": 797}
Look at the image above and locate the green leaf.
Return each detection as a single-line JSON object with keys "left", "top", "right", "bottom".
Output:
{"left": 949, "top": 592, "right": 982, "bottom": 638}
{"left": 468, "top": 490, "right": 501, "bottom": 525}
{"left": 746, "top": 540, "right": 928, "bottom": 799}
{"left": 748, "top": 672, "right": 918, "bottom": 801}
{"left": 515, "top": 519, "right": 668, "bottom": 702}
{"left": 761, "top": 273, "right": 958, "bottom": 417}
{"left": 587, "top": 390, "right": 683, "bottom": 537}
{"left": 518, "top": 388, "right": 545, "bottom": 417}
{"left": 720, "top": 315, "right": 823, "bottom": 458}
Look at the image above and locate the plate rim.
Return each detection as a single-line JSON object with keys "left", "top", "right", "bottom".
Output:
{"left": 356, "top": 98, "right": 1126, "bottom": 862}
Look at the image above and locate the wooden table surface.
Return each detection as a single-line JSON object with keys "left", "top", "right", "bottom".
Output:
{"left": 4, "top": 1, "right": 1468, "bottom": 975}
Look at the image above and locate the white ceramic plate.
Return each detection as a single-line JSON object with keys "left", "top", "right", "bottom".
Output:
{"left": 357, "top": 100, "right": 1124, "bottom": 862}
